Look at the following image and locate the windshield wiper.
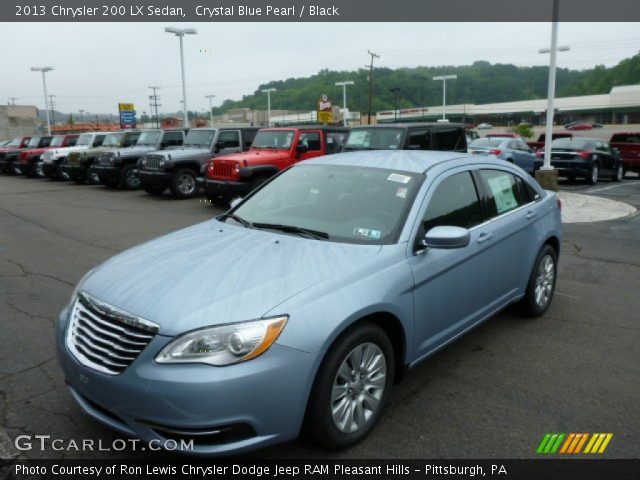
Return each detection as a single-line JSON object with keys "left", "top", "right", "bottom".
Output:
{"left": 252, "top": 223, "right": 329, "bottom": 240}
{"left": 217, "top": 213, "right": 253, "bottom": 228}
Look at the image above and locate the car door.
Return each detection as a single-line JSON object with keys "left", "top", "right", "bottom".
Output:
{"left": 595, "top": 141, "right": 615, "bottom": 173}
{"left": 515, "top": 139, "right": 535, "bottom": 174}
{"left": 408, "top": 168, "right": 504, "bottom": 360}
{"left": 215, "top": 130, "right": 242, "bottom": 156}
{"left": 296, "top": 130, "right": 324, "bottom": 162}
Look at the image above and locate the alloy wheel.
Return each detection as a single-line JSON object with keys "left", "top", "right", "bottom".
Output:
{"left": 126, "top": 170, "right": 140, "bottom": 189}
{"left": 177, "top": 174, "right": 196, "bottom": 195}
{"left": 592, "top": 165, "right": 599, "bottom": 184}
{"left": 534, "top": 255, "right": 555, "bottom": 309}
{"left": 331, "top": 342, "right": 387, "bottom": 434}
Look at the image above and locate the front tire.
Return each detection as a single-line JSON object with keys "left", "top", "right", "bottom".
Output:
{"left": 612, "top": 163, "right": 624, "bottom": 182}
{"left": 169, "top": 169, "right": 199, "bottom": 199}
{"left": 586, "top": 163, "right": 599, "bottom": 185}
{"left": 305, "top": 322, "right": 394, "bottom": 450}
{"left": 519, "top": 244, "right": 558, "bottom": 318}
{"left": 119, "top": 164, "right": 140, "bottom": 190}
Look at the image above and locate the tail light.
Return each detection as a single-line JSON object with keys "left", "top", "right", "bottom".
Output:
{"left": 577, "top": 151, "right": 591, "bottom": 159}
{"left": 489, "top": 149, "right": 502, "bottom": 155}
{"left": 536, "top": 151, "right": 544, "bottom": 158}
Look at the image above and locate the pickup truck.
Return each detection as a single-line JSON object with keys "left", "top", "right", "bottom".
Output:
{"left": 610, "top": 132, "right": 640, "bottom": 176}
{"left": 15, "top": 134, "right": 78, "bottom": 177}
{"left": 342, "top": 123, "right": 466, "bottom": 153}
{"left": 93, "top": 129, "right": 186, "bottom": 189}
{"left": 136, "top": 127, "right": 258, "bottom": 199}
{"left": 527, "top": 132, "right": 573, "bottom": 152}
{"left": 41, "top": 132, "right": 108, "bottom": 180}
{"left": 61, "top": 130, "right": 141, "bottom": 184}
{"left": 1, "top": 136, "right": 52, "bottom": 175}
{"left": 198, "top": 126, "right": 347, "bottom": 204}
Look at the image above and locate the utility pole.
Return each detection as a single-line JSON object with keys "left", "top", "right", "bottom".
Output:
{"left": 205, "top": 94, "right": 216, "bottom": 126}
{"left": 48, "top": 95, "right": 56, "bottom": 127}
{"left": 8, "top": 97, "right": 17, "bottom": 105}
{"left": 366, "top": 50, "right": 380, "bottom": 125}
{"left": 389, "top": 87, "right": 400, "bottom": 122}
{"left": 149, "top": 85, "right": 162, "bottom": 128}
{"left": 432, "top": 75, "right": 457, "bottom": 121}
{"left": 261, "top": 88, "right": 276, "bottom": 126}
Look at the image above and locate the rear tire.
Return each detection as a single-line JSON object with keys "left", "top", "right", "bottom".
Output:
{"left": 518, "top": 244, "right": 558, "bottom": 318}
{"left": 612, "top": 163, "right": 624, "bottom": 182}
{"left": 305, "top": 322, "right": 394, "bottom": 450}
{"left": 169, "top": 169, "right": 199, "bottom": 199}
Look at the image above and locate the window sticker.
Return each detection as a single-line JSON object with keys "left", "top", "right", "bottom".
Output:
{"left": 487, "top": 174, "right": 518, "bottom": 214}
{"left": 387, "top": 173, "right": 412, "bottom": 184}
{"left": 353, "top": 228, "right": 381, "bottom": 239}
{"left": 396, "top": 187, "right": 408, "bottom": 198}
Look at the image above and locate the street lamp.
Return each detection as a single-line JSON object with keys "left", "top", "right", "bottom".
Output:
{"left": 335, "top": 81, "right": 354, "bottom": 126}
{"left": 164, "top": 26, "right": 197, "bottom": 128}
{"left": 205, "top": 94, "right": 216, "bottom": 126}
{"left": 261, "top": 88, "right": 276, "bottom": 126}
{"left": 31, "top": 66, "right": 54, "bottom": 134}
{"left": 432, "top": 74, "right": 457, "bottom": 121}
{"left": 79, "top": 109, "right": 85, "bottom": 123}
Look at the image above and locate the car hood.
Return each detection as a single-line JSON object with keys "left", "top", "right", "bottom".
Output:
{"left": 219, "top": 148, "right": 291, "bottom": 164}
{"left": 114, "top": 145, "right": 159, "bottom": 157}
{"left": 147, "top": 146, "right": 211, "bottom": 160}
{"left": 79, "top": 220, "right": 381, "bottom": 336}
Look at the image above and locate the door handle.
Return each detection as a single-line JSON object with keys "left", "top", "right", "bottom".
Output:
{"left": 526, "top": 210, "right": 538, "bottom": 220}
{"left": 477, "top": 232, "right": 494, "bottom": 244}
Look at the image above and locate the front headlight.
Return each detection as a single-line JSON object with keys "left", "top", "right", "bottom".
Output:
{"left": 156, "top": 316, "right": 288, "bottom": 366}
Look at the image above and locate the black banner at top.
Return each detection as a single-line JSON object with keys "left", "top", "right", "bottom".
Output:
{"left": 4, "top": 0, "right": 640, "bottom": 22}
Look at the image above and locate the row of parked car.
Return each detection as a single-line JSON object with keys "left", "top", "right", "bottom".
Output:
{"left": 1, "top": 124, "right": 638, "bottom": 195}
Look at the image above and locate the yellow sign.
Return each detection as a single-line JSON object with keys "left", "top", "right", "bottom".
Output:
{"left": 118, "top": 103, "right": 135, "bottom": 112}
{"left": 317, "top": 95, "right": 333, "bottom": 124}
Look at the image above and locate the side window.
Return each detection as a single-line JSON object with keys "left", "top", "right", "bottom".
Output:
{"left": 217, "top": 130, "right": 240, "bottom": 148}
{"left": 407, "top": 129, "right": 429, "bottom": 149}
{"left": 479, "top": 169, "right": 529, "bottom": 218}
{"left": 93, "top": 135, "right": 106, "bottom": 147}
{"left": 242, "top": 129, "right": 257, "bottom": 148}
{"left": 125, "top": 133, "right": 140, "bottom": 146}
{"left": 432, "top": 128, "right": 466, "bottom": 151}
{"left": 599, "top": 142, "right": 611, "bottom": 153}
{"left": 509, "top": 141, "right": 519, "bottom": 150}
{"left": 163, "top": 131, "right": 184, "bottom": 147}
{"left": 326, "top": 132, "right": 347, "bottom": 153}
{"left": 67, "top": 137, "right": 78, "bottom": 147}
{"left": 299, "top": 132, "right": 321, "bottom": 151}
{"left": 422, "top": 171, "right": 483, "bottom": 233}
{"left": 40, "top": 137, "right": 53, "bottom": 147}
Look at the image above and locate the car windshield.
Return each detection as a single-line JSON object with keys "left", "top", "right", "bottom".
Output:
{"left": 552, "top": 138, "right": 596, "bottom": 150}
{"left": 185, "top": 129, "right": 216, "bottom": 147}
{"left": 252, "top": 130, "right": 294, "bottom": 149}
{"left": 27, "top": 137, "right": 41, "bottom": 147}
{"left": 102, "top": 133, "right": 124, "bottom": 147}
{"left": 76, "top": 134, "right": 93, "bottom": 146}
{"left": 6, "top": 138, "right": 22, "bottom": 147}
{"left": 50, "top": 136, "right": 66, "bottom": 147}
{"left": 228, "top": 164, "right": 423, "bottom": 244}
{"left": 137, "top": 131, "right": 161, "bottom": 146}
{"left": 344, "top": 128, "right": 404, "bottom": 150}
{"left": 470, "top": 138, "right": 504, "bottom": 148}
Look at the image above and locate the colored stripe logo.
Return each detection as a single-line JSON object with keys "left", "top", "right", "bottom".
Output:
{"left": 537, "top": 433, "right": 613, "bottom": 454}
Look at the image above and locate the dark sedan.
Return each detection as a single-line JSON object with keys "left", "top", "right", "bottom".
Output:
{"left": 535, "top": 138, "right": 624, "bottom": 185}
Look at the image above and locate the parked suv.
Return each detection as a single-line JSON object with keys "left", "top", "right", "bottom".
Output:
{"left": 610, "top": 132, "right": 640, "bottom": 176}
{"left": 136, "top": 127, "right": 258, "bottom": 199}
{"left": 1, "top": 136, "right": 52, "bottom": 175}
{"left": 198, "top": 126, "right": 347, "bottom": 204}
{"left": 93, "top": 129, "right": 186, "bottom": 189}
{"left": 61, "top": 131, "right": 141, "bottom": 184}
{"left": 41, "top": 132, "right": 108, "bottom": 180}
{"left": 0, "top": 136, "right": 31, "bottom": 168}
{"left": 342, "top": 123, "right": 466, "bottom": 153}
{"left": 16, "top": 134, "right": 78, "bottom": 177}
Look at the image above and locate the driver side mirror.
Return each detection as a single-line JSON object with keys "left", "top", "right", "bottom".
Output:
{"left": 296, "top": 143, "right": 309, "bottom": 154}
{"left": 419, "top": 226, "right": 470, "bottom": 250}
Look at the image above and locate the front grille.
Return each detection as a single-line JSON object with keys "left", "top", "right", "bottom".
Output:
{"left": 67, "top": 152, "right": 82, "bottom": 165}
{"left": 211, "top": 160, "right": 235, "bottom": 179}
{"left": 144, "top": 155, "right": 164, "bottom": 171}
{"left": 66, "top": 292, "right": 159, "bottom": 375}
{"left": 97, "top": 152, "right": 114, "bottom": 165}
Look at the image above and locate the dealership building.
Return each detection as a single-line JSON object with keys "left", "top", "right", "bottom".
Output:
{"left": 377, "top": 84, "right": 640, "bottom": 125}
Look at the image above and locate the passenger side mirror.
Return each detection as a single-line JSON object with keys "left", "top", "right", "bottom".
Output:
{"left": 296, "top": 144, "right": 309, "bottom": 154}
{"left": 420, "top": 226, "right": 470, "bottom": 250}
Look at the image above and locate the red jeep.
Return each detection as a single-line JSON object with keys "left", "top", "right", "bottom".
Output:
{"left": 0, "top": 136, "right": 31, "bottom": 173}
{"left": 16, "top": 134, "right": 78, "bottom": 177}
{"left": 610, "top": 132, "right": 640, "bottom": 176}
{"left": 198, "top": 126, "right": 348, "bottom": 204}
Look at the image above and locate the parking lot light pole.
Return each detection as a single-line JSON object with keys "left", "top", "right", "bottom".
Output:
{"left": 164, "top": 27, "right": 197, "bottom": 128}
{"left": 31, "top": 66, "right": 53, "bottom": 134}
{"left": 335, "top": 81, "right": 354, "bottom": 126}
{"left": 205, "top": 94, "right": 216, "bottom": 126}
{"left": 261, "top": 88, "right": 276, "bottom": 126}
{"left": 432, "top": 75, "right": 457, "bottom": 121}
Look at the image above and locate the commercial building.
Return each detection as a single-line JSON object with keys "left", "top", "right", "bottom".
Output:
{"left": 0, "top": 105, "right": 39, "bottom": 138}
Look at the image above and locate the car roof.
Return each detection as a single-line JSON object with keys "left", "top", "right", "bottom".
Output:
{"left": 263, "top": 125, "right": 348, "bottom": 131}
{"left": 304, "top": 150, "right": 478, "bottom": 174}
{"left": 352, "top": 122, "right": 464, "bottom": 129}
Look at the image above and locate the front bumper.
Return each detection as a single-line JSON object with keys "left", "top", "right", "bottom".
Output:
{"left": 42, "top": 160, "right": 62, "bottom": 177}
{"left": 60, "top": 163, "right": 87, "bottom": 177}
{"left": 93, "top": 164, "right": 120, "bottom": 183}
{"left": 197, "top": 177, "right": 250, "bottom": 199}
{"left": 55, "top": 307, "right": 319, "bottom": 456}
{"left": 137, "top": 170, "right": 172, "bottom": 188}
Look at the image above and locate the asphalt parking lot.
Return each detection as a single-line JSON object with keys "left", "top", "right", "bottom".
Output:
{"left": 1, "top": 174, "right": 639, "bottom": 460}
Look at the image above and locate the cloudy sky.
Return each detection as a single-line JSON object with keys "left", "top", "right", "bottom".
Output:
{"left": 1, "top": 22, "right": 639, "bottom": 115}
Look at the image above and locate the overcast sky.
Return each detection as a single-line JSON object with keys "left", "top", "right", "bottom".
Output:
{"left": 1, "top": 22, "right": 639, "bottom": 115}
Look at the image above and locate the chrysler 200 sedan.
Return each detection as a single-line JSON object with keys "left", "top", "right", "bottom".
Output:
{"left": 56, "top": 151, "right": 562, "bottom": 455}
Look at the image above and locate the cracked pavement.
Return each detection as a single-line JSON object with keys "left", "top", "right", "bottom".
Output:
{"left": 0, "top": 175, "right": 638, "bottom": 460}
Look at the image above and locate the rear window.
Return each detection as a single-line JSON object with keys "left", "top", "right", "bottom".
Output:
{"left": 470, "top": 138, "right": 504, "bottom": 148}
{"left": 551, "top": 138, "right": 596, "bottom": 150}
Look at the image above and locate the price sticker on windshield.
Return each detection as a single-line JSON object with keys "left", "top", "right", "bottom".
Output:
{"left": 387, "top": 173, "right": 412, "bottom": 184}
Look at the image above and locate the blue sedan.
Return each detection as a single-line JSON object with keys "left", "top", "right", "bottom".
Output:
{"left": 468, "top": 137, "right": 537, "bottom": 174}
{"left": 56, "top": 150, "right": 562, "bottom": 455}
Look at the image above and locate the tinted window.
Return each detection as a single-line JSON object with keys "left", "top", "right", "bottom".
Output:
{"left": 422, "top": 172, "right": 483, "bottom": 233}
{"left": 39, "top": 137, "right": 52, "bottom": 147}
{"left": 93, "top": 135, "right": 106, "bottom": 147}
{"left": 408, "top": 129, "right": 429, "bottom": 149}
{"left": 344, "top": 127, "right": 404, "bottom": 150}
{"left": 299, "top": 132, "right": 321, "bottom": 151}
{"left": 470, "top": 138, "right": 504, "bottom": 148}
{"left": 551, "top": 138, "right": 596, "bottom": 150}
{"left": 611, "top": 133, "right": 640, "bottom": 143}
{"left": 432, "top": 128, "right": 466, "bottom": 151}
{"left": 479, "top": 170, "right": 529, "bottom": 218}
{"left": 242, "top": 129, "right": 258, "bottom": 147}
{"left": 217, "top": 130, "right": 240, "bottom": 148}
{"left": 66, "top": 137, "right": 78, "bottom": 147}
{"left": 326, "top": 132, "right": 347, "bottom": 153}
